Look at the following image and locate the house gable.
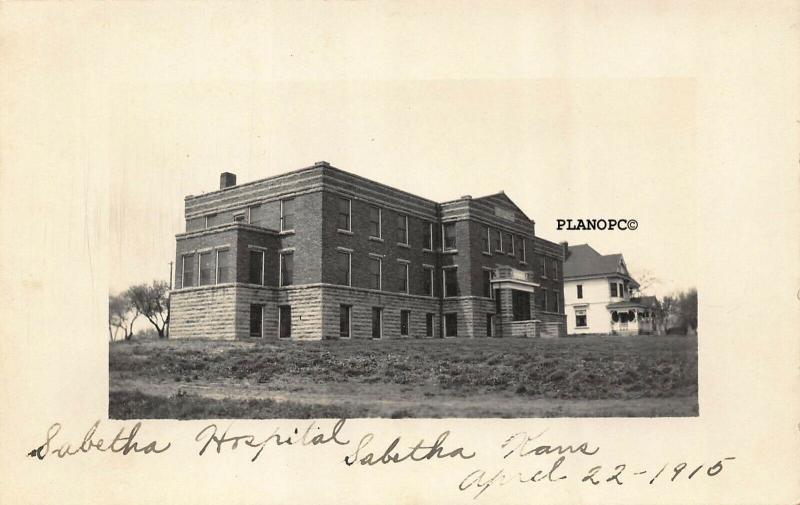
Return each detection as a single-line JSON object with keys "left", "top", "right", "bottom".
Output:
{"left": 564, "top": 244, "right": 636, "bottom": 284}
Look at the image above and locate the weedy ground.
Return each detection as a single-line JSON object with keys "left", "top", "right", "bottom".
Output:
{"left": 109, "top": 335, "right": 698, "bottom": 419}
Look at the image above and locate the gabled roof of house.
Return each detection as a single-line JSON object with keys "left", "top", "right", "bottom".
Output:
{"left": 564, "top": 244, "right": 637, "bottom": 285}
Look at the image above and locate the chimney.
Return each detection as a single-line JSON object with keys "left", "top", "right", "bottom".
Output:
{"left": 560, "top": 241, "right": 569, "bottom": 260}
{"left": 219, "top": 172, "right": 237, "bottom": 190}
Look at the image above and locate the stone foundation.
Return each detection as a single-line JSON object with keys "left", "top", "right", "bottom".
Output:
{"left": 169, "top": 283, "right": 566, "bottom": 340}
{"left": 170, "top": 285, "right": 238, "bottom": 340}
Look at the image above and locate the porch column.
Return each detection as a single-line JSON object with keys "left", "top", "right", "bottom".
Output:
{"left": 496, "top": 287, "right": 514, "bottom": 338}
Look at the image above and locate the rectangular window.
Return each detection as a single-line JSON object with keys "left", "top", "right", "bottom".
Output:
{"left": 610, "top": 282, "right": 618, "bottom": 297}
{"left": 249, "top": 250, "right": 264, "bottom": 285}
{"left": 482, "top": 269, "right": 492, "bottom": 298}
{"left": 337, "top": 197, "right": 351, "bottom": 231}
{"left": 486, "top": 314, "right": 494, "bottom": 337}
{"left": 280, "top": 198, "right": 295, "bottom": 231}
{"left": 205, "top": 214, "right": 218, "bottom": 229}
{"left": 512, "top": 290, "right": 531, "bottom": 321}
{"left": 249, "top": 305, "right": 263, "bottom": 337}
{"left": 443, "top": 223, "right": 457, "bottom": 250}
{"left": 397, "top": 214, "right": 408, "bottom": 244}
{"left": 423, "top": 266, "right": 434, "bottom": 296}
{"left": 518, "top": 237, "right": 527, "bottom": 262}
{"left": 369, "top": 206, "right": 382, "bottom": 238}
{"left": 371, "top": 307, "right": 382, "bottom": 338}
{"left": 423, "top": 221, "right": 433, "bottom": 250}
{"left": 181, "top": 254, "right": 195, "bottom": 288}
{"left": 279, "top": 305, "right": 292, "bottom": 339}
{"left": 199, "top": 251, "right": 215, "bottom": 286}
{"left": 233, "top": 212, "right": 246, "bottom": 223}
{"left": 542, "top": 290, "right": 548, "bottom": 310}
{"left": 369, "top": 257, "right": 382, "bottom": 290}
{"left": 425, "top": 313, "right": 434, "bottom": 337}
{"left": 443, "top": 267, "right": 458, "bottom": 298}
{"left": 575, "top": 308, "right": 588, "bottom": 328}
{"left": 400, "top": 310, "right": 410, "bottom": 336}
{"left": 444, "top": 313, "right": 458, "bottom": 337}
{"left": 540, "top": 257, "right": 547, "bottom": 278}
{"left": 335, "top": 251, "right": 351, "bottom": 286}
{"left": 553, "top": 290, "right": 560, "bottom": 313}
{"left": 249, "top": 204, "right": 262, "bottom": 226}
{"left": 552, "top": 258, "right": 559, "bottom": 279}
{"left": 506, "top": 233, "right": 515, "bottom": 255}
{"left": 216, "top": 249, "right": 231, "bottom": 283}
{"left": 619, "top": 282, "right": 625, "bottom": 297}
{"left": 493, "top": 229, "right": 503, "bottom": 252}
{"left": 577, "top": 284, "right": 583, "bottom": 299}
{"left": 280, "top": 252, "right": 294, "bottom": 286}
{"left": 339, "top": 305, "right": 351, "bottom": 338}
{"left": 398, "top": 262, "right": 409, "bottom": 293}
{"left": 482, "top": 226, "right": 490, "bottom": 253}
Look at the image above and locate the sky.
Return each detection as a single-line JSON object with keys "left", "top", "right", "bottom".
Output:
{"left": 99, "top": 2, "right": 697, "bottom": 300}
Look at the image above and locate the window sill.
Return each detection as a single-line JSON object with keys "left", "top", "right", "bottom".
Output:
{"left": 482, "top": 251, "right": 492, "bottom": 256}
{"left": 520, "top": 261, "right": 528, "bottom": 265}
{"left": 422, "top": 248, "right": 434, "bottom": 253}
{"left": 368, "top": 236, "right": 384, "bottom": 243}
{"left": 337, "top": 229, "right": 353, "bottom": 235}
{"left": 507, "top": 252, "right": 516, "bottom": 257}
{"left": 442, "top": 249, "right": 458, "bottom": 255}
{"left": 279, "top": 230, "right": 295, "bottom": 236}
{"left": 396, "top": 242, "right": 410, "bottom": 248}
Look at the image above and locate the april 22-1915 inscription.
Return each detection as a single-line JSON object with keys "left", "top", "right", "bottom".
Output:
{"left": 27, "top": 419, "right": 735, "bottom": 499}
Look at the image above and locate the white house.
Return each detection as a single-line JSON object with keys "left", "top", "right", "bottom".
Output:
{"left": 563, "top": 244, "right": 655, "bottom": 335}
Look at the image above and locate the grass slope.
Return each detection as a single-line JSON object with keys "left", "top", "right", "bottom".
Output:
{"left": 109, "top": 336, "right": 697, "bottom": 418}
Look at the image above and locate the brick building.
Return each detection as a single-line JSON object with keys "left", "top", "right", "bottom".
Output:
{"left": 170, "top": 162, "right": 567, "bottom": 340}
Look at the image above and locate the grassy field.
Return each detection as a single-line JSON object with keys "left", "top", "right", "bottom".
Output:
{"left": 109, "top": 336, "right": 698, "bottom": 419}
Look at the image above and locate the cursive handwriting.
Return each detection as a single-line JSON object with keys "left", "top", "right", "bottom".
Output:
{"left": 344, "top": 430, "right": 476, "bottom": 466}
{"left": 460, "top": 456, "right": 568, "bottom": 499}
{"left": 28, "top": 421, "right": 171, "bottom": 459}
{"left": 502, "top": 429, "right": 600, "bottom": 459}
{"left": 195, "top": 418, "right": 349, "bottom": 462}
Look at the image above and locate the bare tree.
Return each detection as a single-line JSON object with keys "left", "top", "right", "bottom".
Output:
{"left": 108, "top": 292, "right": 139, "bottom": 342}
{"left": 631, "top": 269, "right": 659, "bottom": 297}
{"left": 126, "top": 280, "right": 170, "bottom": 339}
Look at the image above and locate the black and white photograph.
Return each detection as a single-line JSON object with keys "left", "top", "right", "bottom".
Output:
{"left": 109, "top": 154, "right": 699, "bottom": 419}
